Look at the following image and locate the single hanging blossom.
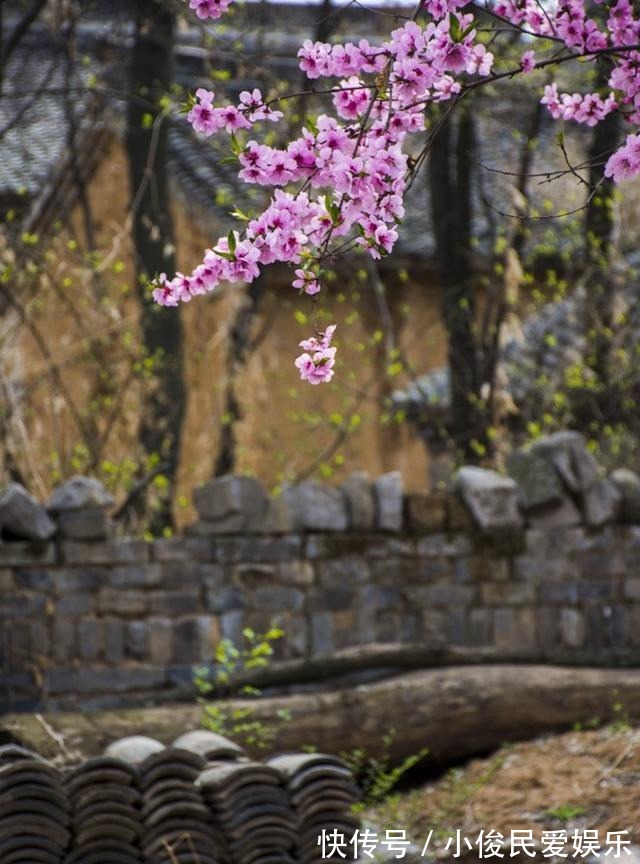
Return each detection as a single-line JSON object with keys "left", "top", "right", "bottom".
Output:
{"left": 295, "top": 325, "right": 337, "bottom": 385}
{"left": 189, "top": 0, "right": 234, "bottom": 20}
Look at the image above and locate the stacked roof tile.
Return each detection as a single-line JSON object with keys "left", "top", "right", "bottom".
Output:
{"left": 0, "top": 734, "right": 361, "bottom": 864}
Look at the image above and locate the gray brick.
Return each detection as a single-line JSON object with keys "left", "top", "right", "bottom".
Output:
{"left": 173, "top": 618, "right": 199, "bottom": 664}
{"left": 98, "top": 588, "right": 148, "bottom": 616}
{"left": 311, "top": 585, "right": 356, "bottom": 612}
{"left": 448, "top": 609, "right": 467, "bottom": 646}
{"left": 2, "top": 593, "right": 47, "bottom": 617}
{"left": 468, "top": 609, "right": 492, "bottom": 646}
{"left": 61, "top": 539, "right": 150, "bottom": 565}
{"left": 423, "top": 609, "right": 447, "bottom": 645}
{"left": 78, "top": 619, "right": 102, "bottom": 661}
{"left": 205, "top": 587, "right": 246, "bottom": 614}
{"left": 56, "top": 592, "right": 93, "bottom": 616}
{"left": 198, "top": 563, "right": 226, "bottom": 590}
{"left": 0, "top": 543, "right": 56, "bottom": 567}
{"left": 110, "top": 565, "right": 162, "bottom": 588}
{"left": 481, "top": 582, "right": 536, "bottom": 605}
{"left": 540, "top": 581, "right": 579, "bottom": 604}
{"left": 418, "top": 583, "right": 475, "bottom": 607}
{"left": 126, "top": 621, "right": 149, "bottom": 659}
{"left": 253, "top": 585, "right": 304, "bottom": 612}
{"left": 417, "top": 533, "right": 472, "bottom": 558}
{"left": 220, "top": 610, "right": 244, "bottom": 644}
{"left": 160, "top": 562, "right": 201, "bottom": 589}
{"left": 560, "top": 608, "right": 585, "bottom": 648}
{"left": 153, "top": 537, "right": 210, "bottom": 562}
{"left": 30, "top": 620, "right": 50, "bottom": 656}
{"left": 104, "top": 619, "right": 124, "bottom": 664}
{"left": 54, "top": 569, "right": 105, "bottom": 591}
{"left": 14, "top": 570, "right": 53, "bottom": 591}
{"left": 624, "top": 578, "right": 640, "bottom": 600}
{"left": 149, "top": 590, "right": 200, "bottom": 616}
{"left": 277, "top": 560, "right": 314, "bottom": 586}
{"left": 577, "top": 580, "right": 616, "bottom": 602}
{"left": 317, "top": 557, "right": 370, "bottom": 587}
{"left": 53, "top": 619, "right": 76, "bottom": 663}
{"left": 149, "top": 617, "right": 174, "bottom": 665}
{"left": 196, "top": 616, "right": 218, "bottom": 662}
{"left": 0, "top": 569, "right": 14, "bottom": 593}
{"left": 311, "top": 612, "right": 333, "bottom": 654}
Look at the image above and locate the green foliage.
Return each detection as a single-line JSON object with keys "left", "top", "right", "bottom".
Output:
{"left": 193, "top": 626, "right": 286, "bottom": 749}
{"left": 341, "top": 729, "right": 429, "bottom": 810}
{"left": 544, "top": 805, "right": 586, "bottom": 822}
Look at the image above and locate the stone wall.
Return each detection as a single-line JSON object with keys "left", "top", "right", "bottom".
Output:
{"left": 3, "top": 431, "right": 640, "bottom": 713}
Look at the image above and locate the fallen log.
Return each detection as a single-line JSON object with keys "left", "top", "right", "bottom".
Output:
{"left": 5, "top": 665, "right": 640, "bottom": 764}
{"left": 233, "top": 664, "right": 640, "bottom": 763}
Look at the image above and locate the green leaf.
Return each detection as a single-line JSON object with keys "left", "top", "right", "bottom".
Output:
{"left": 227, "top": 230, "right": 237, "bottom": 253}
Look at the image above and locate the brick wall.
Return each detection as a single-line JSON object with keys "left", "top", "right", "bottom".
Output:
{"left": 3, "top": 516, "right": 640, "bottom": 713}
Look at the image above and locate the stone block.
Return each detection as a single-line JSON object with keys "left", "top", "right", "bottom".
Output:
{"left": 468, "top": 609, "right": 492, "bottom": 646}
{"left": 531, "top": 431, "right": 600, "bottom": 495}
{"left": 172, "top": 619, "right": 199, "bottom": 664}
{"left": 205, "top": 587, "right": 246, "bottom": 614}
{"left": 78, "top": 619, "right": 102, "bottom": 661}
{"left": 405, "top": 492, "right": 446, "bottom": 534}
{"left": 341, "top": 472, "right": 375, "bottom": 530}
{"left": 0, "top": 543, "right": 55, "bottom": 567}
{"left": 98, "top": 588, "right": 148, "bottom": 616}
{"left": 148, "top": 617, "right": 174, "bottom": 665}
{"left": 312, "top": 585, "right": 356, "bottom": 612}
{"left": 152, "top": 536, "right": 210, "bottom": 562}
{"left": 285, "top": 482, "right": 349, "bottom": 532}
{"left": 248, "top": 495, "right": 296, "bottom": 534}
{"left": 55, "top": 569, "right": 104, "bottom": 592}
{"left": 624, "top": 578, "right": 640, "bottom": 600}
{"left": 0, "top": 569, "right": 14, "bottom": 593}
{"left": 507, "top": 448, "right": 564, "bottom": 510}
{"left": 53, "top": 619, "right": 76, "bottom": 663}
{"left": 30, "top": 620, "right": 50, "bottom": 656}
{"left": 0, "top": 483, "right": 56, "bottom": 542}
{"left": 60, "top": 539, "right": 149, "bottom": 565}
{"left": 193, "top": 474, "right": 268, "bottom": 523}
{"left": 110, "top": 564, "right": 162, "bottom": 588}
{"left": 540, "top": 581, "right": 579, "bottom": 604}
{"left": 196, "top": 615, "right": 219, "bottom": 662}
{"left": 454, "top": 467, "right": 523, "bottom": 536}
{"left": 373, "top": 472, "right": 404, "bottom": 532}
{"left": 104, "top": 619, "right": 124, "bottom": 665}
{"left": 220, "top": 610, "right": 244, "bottom": 644}
{"left": 277, "top": 560, "right": 314, "bottom": 586}
{"left": 56, "top": 592, "right": 93, "bottom": 616}
{"left": 56, "top": 507, "right": 109, "bottom": 541}
{"left": 149, "top": 590, "right": 200, "bottom": 616}
{"left": 2, "top": 593, "right": 47, "bottom": 617}
{"left": 48, "top": 476, "right": 114, "bottom": 511}
{"left": 252, "top": 585, "right": 304, "bottom": 612}
{"left": 481, "top": 582, "right": 536, "bottom": 605}
{"left": 526, "top": 496, "right": 582, "bottom": 529}
{"left": 494, "top": 607, "right": 536, "bottom": 651}
{"left": 126, "top": 621, "right": 149, "bottom": 659}
{"left": 14, "top": 570, "right": 53, "bottom": 591}
{"left": 310, "top": 612, "right": 333, "bottom": 654}
{"left": 317, "top": 557, "right": 370, "bottom": 587}
{"left": 560, "top": 608, "right": 585, "bottom": 648}
{"left": 612, "top": 469, "right": 640, "bottom": 524}
{"left": 583, "top": 479, "right": 622, "bottom": 528}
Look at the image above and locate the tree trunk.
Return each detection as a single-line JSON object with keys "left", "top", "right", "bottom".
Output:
{"left": 430, "top": 109, "right": 486, "bottom": 461}
{"left": 584, "top": 100, "right": 622, "bottom": 389}
{"left": 126, "top": 0, "right": 185, "bottom": 533}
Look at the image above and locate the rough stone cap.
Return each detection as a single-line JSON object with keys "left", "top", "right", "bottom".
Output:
{"left": 48, "top": 476, "right": 114, "bottom": 512}
{"left": 193, "top": 475, "right": 268, "bottom": 523}
{"left": 0, "top": 483, "right": 56, "bottom": 542}
{"left": 454, "top": 466, "right": 523, "bottom": 534}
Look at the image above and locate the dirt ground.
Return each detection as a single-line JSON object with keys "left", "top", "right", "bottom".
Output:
{"left": 366, "top": 720, "right": 640, "bottom": 853}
